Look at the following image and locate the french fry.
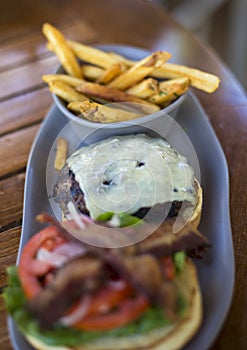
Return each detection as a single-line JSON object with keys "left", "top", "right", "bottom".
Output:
{"left": 83, "top": 65, "right": 104, "bottom": 81}
{"left": 148, "top": 78, "right": 189, "bottom": 105}
{"left": 126, "top": 78, "right": 158, "bottom": 99}
{"left": 54, "top": 137, "right": 68, "bottom": 171}
{"left": 68, "top": 40, "right": 119, "bottom": 69}
{"left": 97, "top": 63, "right": 124, "bottom": 84}
{"left": 78, "top": 101, "right": 142, "bottom": 123}
{"left": 48, "top": 80, "right": 88, "bottom": 103}
{"left": 47, "top": 40, "right": 125, "bottom": 83}
{"left": 108, "top": 51, "right": 172, "bottom": 90}
{"left": 67, "top": 101, "right": 84, "bottom": 114}
{"left": 109, "top": 52, "right": 220, "bottom": 93}
{"left": 151, "top": 63, "right": 220, "bottom": 93}
{"left": 43, "top": 74, "right": 84, "bottom": 87}
{"left": 76, "top": 82, "right": 160, "bottom": 112}
{"left": 46, "top": 41, "right": 54, "bottom": 52}
{"left": 42, "top": 23, "right": 82, "bottom": 78}
{"left": 108, "top": 51, "right": 135, "bottom": 67}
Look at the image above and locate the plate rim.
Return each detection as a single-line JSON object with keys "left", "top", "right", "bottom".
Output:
{"left": 9, "top": 45, "right": 234, "bottom": 350}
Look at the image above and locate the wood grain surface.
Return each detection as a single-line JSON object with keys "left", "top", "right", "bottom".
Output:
{"left": 0, "top": 0, "right": 246, "bottom": 349}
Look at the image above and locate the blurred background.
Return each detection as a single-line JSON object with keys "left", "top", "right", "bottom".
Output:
{"left": 148, "top": 0, "right": 247, "bottom": 90}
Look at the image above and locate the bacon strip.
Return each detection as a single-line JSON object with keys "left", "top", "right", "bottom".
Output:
{"left": 136, "top": 220, "right": 209, "bottom": 257}
{"left": 27, "top": 256, "right": 104, "bottom": 327}
{"left": 28, "top": 213, "right": 209, "bottom": 328}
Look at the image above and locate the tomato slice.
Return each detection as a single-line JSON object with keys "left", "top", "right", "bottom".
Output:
{"left": 66, "top": 257, "right": 174, "bottom": 331}
{"left": 18, "top": 222, "right": 173, "bottom": 332}
{"left": 18, "top": 226, "right": 64, "bottom": 299}
{"left": 64, "top": 282, "right": 133, "bottom": 322}
{"left": 87, "top": 282, "right": 133, "bottom": 316}
{"left": 162, "top": 256, "right": 175, "bottom": 280}
{"left": 74, "top": 294, "right": 149, "bottom": 331}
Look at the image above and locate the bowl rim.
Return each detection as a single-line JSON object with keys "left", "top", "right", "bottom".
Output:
{"left": 53, "top": 91, "right": 187, "bottom": 129}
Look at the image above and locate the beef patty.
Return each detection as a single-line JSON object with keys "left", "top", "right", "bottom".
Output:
{"left": 53, "top": 165, "right": 187, "bottom": 220}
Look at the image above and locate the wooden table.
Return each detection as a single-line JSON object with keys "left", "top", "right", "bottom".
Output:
{"left": 0, "top": 0, "right": 246, "bottom": 349}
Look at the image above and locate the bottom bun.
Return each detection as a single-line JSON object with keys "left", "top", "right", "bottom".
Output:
{"left": 25, "top": 259, "right": 202, "bottom": 350}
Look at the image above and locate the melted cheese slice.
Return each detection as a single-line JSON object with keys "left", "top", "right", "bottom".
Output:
{"left": 67, "top": 134, "right": 196, "bottom": 219}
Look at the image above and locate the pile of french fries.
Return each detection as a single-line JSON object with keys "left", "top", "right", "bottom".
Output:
{"left": 42, "top": 23, "right": 220, "bottom": 123}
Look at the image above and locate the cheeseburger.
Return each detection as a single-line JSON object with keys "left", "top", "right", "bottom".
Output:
{"left": 54, "top": 134, "right": 202, "bottom": 228}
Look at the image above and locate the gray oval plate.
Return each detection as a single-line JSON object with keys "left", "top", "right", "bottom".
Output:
{"left": 8, "top": 46, "right": 234, "bottom": 350}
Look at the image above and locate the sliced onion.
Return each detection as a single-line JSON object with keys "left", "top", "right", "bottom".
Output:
{"left": 109, "top": 214, "right": 121, "bottom": 228}
{"left": 107, "top": 279, "right": 126, "bottom": 290}
{"left": 54, "top": 241, "right": 86, "bottom": 256}
{"left": 79, "top": 213, "right": 94, "bottom": 224}
{"left": 67, "top": 202, "right": 86, "bottom": 230}
{"left": 59, "top": 295, "right": 91, "bottom": 326}
{"left": 37, "top": 242, "right": 86, "bottom": 268}
{"left": 36, "top": 247, "right": 67, "bottom": 267}
{"left": 29, "top": 259, "right": 51, "bottom": 276}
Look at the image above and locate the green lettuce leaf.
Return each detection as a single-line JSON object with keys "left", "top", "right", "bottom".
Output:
{"left": 97, "top": 212, "right": 144, "bottom": 227}
{"left": 4, "top": 266, "right": 173, "bottom": 346}
{"left": 173, "top": 251, "right": 186, "bottom": 273}
{"left": 96, "top": 212, "right": 114, "bottom": 222}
